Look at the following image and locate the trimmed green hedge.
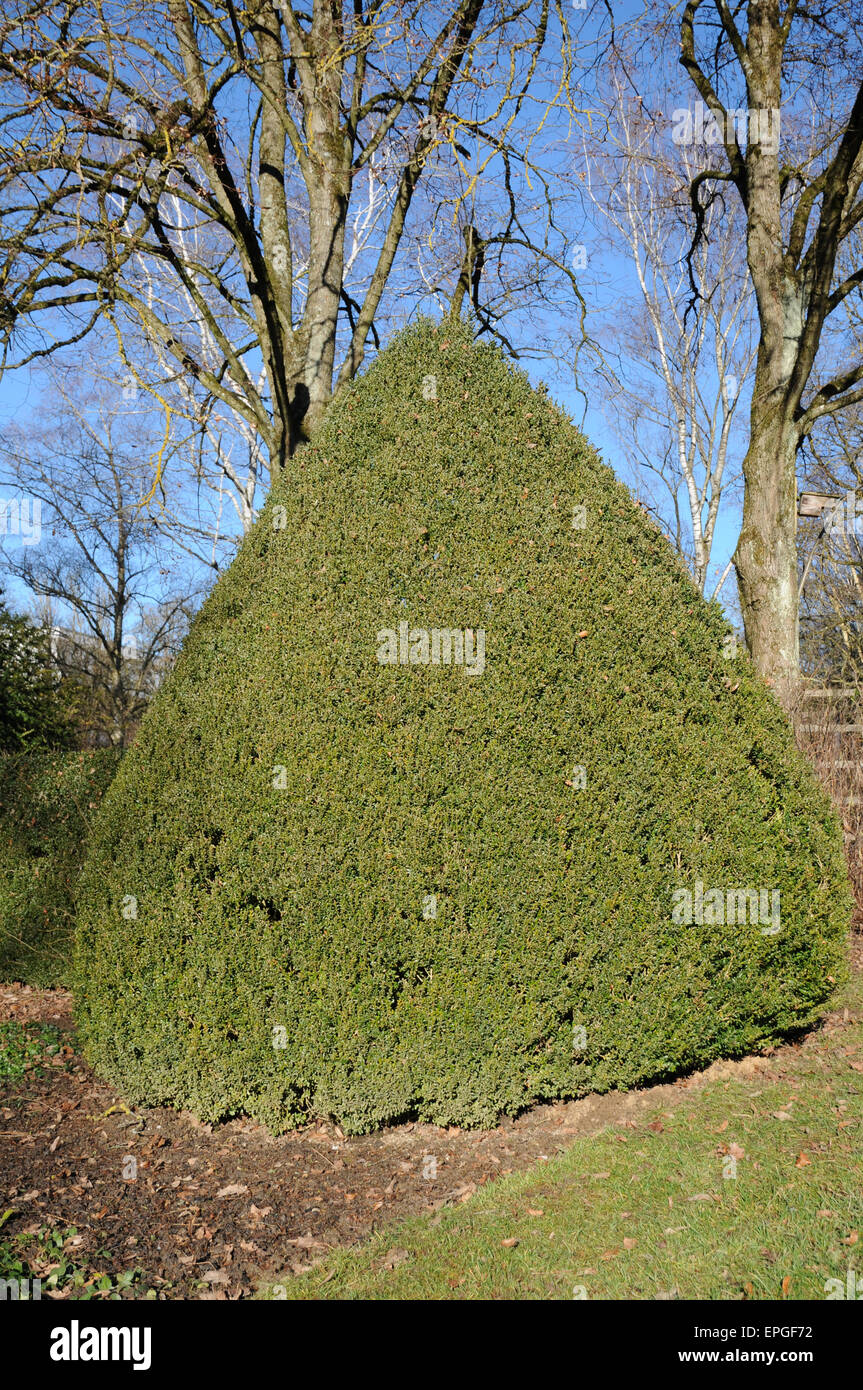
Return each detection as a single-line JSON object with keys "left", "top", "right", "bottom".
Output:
{"left": 74, "top": 318, "right": 852, "bottom": 1134}
{"left": 0, "top": 750, "right": 120, "bottom": 985}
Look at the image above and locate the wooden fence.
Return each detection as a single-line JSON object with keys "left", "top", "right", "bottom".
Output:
{"left": 797, "top": 687, "right": 863, "bottom": 811}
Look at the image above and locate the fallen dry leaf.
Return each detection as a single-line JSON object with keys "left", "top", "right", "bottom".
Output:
{"left": 216, "top": 1183, "right": 249, "bottom": 1198}
{"left": 451, "top": 1183, "right": 476, "bottom": 1203}
{"left": 382, "top": 1247, "right": 410, "bottom": 1270}
{"left": 287, "top": 1233, "right": 326, "bottom": 1250}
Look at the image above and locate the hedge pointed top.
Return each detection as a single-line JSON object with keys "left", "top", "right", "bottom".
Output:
{"left": 74, "top": 317, "right": 851, "bottom": 1135}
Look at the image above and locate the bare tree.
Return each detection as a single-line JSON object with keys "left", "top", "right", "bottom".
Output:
{"left": 0, "top": 376, "right": 197, "bottom": 744}
{"left": 676, "top": 0, "right": 863, "bottom": 707}
{"left": 0, "top": 0, "right": 585, "bottom": 479}
{"left": 117, "top": 136, "right": 417, "bottom": 529}
{"left": 579, "top": 55, "right": 755, "bottom": 596}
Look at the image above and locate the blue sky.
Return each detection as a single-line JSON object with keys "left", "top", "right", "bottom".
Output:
{"left": 0, "top": 0, "right": 745, "bottom": 629}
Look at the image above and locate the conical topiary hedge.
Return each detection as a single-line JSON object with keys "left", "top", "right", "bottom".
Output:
{"left": 74, "top": 317, "right": 852, "bottom": 1134}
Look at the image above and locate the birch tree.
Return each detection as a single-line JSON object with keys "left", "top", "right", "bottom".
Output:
{"left": 579, "top": 58, "right": 754, "bottom": 596}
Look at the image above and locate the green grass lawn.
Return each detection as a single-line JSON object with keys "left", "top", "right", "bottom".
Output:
{"left": 269, "top": 971, "right": 863, "bottom": 1301}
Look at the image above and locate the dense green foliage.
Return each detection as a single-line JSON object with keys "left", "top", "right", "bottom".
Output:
{"left": 0, "top": 594, "right": 74, "bottom": 752}
{"left": 75, "top": 318, "right": 852, "bottom": 1134}
{"left": 0, "top": 750, "right": 120, "bottom": 984}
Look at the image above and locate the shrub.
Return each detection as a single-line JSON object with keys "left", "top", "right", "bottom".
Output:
{"left": 0, "top": 594, "right": 75, "bottom": 752}
{"left": 74, "top": 318, "right": 852, "bottom": 1134}
{"left": 0, "top": 750, "right": 120, "bottom": 985}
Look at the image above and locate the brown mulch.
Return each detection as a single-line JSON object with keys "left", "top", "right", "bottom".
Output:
{"left": 2, "top": 942, "right": 862, "bottom": 1300}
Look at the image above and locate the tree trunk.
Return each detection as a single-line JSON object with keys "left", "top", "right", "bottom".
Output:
{"left": 294, "top": 5, "right": 350, "bottom": 444}
{"left": 732, "top": 4, "right": 803, "bottom": 712}
{"left": 301, "top": 172, "right": 348, "bottom": 441}
{"left": 734, "top": 409, "right": 800, "bottom": 707}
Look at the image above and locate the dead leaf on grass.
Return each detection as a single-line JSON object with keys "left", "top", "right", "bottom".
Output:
{"left": 287, "top": 1233, "right": 327, "bottom": 1250}
{"left": 382, "top": 1247, "right": 410, "bottom": 1270}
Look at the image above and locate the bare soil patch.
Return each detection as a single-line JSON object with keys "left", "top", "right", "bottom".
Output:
{"left": 2, "top": 944, "right": 861, "bottom": 1299}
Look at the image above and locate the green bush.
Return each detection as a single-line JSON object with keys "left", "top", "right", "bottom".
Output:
{"left": 0, "top": 594, "right": 75, "bottom": 752}
{"left": 0, "top": 750, "right": 120, "bottom": 985}
{"left": 74, "top": 317, "right": 852, "bottom": 1134}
